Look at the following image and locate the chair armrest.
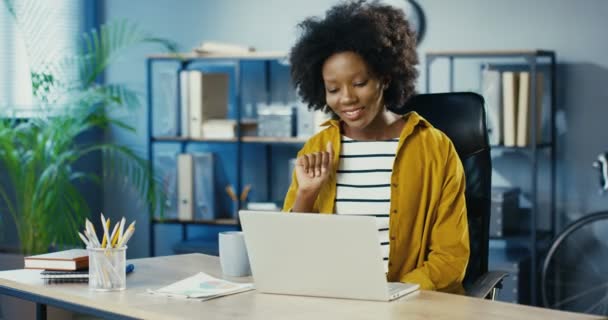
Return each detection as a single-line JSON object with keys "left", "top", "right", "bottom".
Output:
{"left": 466, "top": 271, "right": 509, "bottom": 299}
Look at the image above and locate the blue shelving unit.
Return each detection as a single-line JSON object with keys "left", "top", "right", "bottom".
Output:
{"left": 425, "top": 49, "right": 557, "bottom": 306}
{"left": 146, "top": 53, "right": 305, "bottom": 257}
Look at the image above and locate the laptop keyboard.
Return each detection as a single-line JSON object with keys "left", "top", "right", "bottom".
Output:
{"left": 388, "top": 282, "right": 404, "bottom": 293}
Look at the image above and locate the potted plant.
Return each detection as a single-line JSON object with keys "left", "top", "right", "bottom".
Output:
{"left": 0, "top": 13, "right": 176, "bottom": 254}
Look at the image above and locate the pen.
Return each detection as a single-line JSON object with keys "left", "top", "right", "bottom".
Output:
{"left": 117, "top": 221, "right": 136, "bottom": 248}
{"left": 78, "top": 231, "right": 90, "bottom": 247}
{"left": 85, "top": 219, "right": 100, "bottom": 247}
{"left": 117, "top": 228, "right": 134, "bottom": 248}
{"left": 110, "top": 222, "right": 120, "bottom": 248}
{"left": 84, "top": 229, "right": 96, "bottom": 247}
{"left": 101, "top": 214, "right": 110, "bottom": 248}
{"left": 117, "top": 217, "right": 126, "bottom": 244}
{"left": 225, "top": 185, "right": 238, "bottom": 201}
{"left": 240, "top": 184, "right": 252, "bottom": 202}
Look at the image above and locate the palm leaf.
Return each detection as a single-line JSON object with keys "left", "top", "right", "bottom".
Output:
{"left": 79, "top": 19, "right": 177, "bottom": 87}
{"left": 0, "top": 3, "right": 174, "bottom": 253}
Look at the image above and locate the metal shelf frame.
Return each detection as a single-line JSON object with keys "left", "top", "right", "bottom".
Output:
{"left": 425, "top": 49, "right": 556, "bottom": 306}
{"left": 146, "top": 54, "right": 301, "bottom": 257}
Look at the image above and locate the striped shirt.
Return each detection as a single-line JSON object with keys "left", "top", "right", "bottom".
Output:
{"left": 335, "top": 136, "right": 399, "bottom": 273}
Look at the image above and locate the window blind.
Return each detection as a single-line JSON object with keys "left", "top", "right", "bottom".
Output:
{"left": 0, "top": 0, "right": 84, "bottom": 114}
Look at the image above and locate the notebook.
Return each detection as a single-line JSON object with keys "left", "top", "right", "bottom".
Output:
{"left": 41, "top": 270, "right": 89, "bottom": 284}
{"left": 239, "top": 210, "right": 420, "bottom": 301}
{"left": 40, "top": 264, "right": 135, "bottom": 284}
{"left": 24, "top": 249, "right": 88, "bottom": 271}
{"left": 40, "top": 270, "right": 89, "bottom": 279}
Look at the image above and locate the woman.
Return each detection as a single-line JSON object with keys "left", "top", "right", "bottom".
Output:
{"left": 282, "top": 1, "right": 469, "bottom": 294}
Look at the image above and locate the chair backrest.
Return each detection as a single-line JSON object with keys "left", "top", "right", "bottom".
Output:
{"left": 397, "top": 92, "right": 492, "bottom": 290}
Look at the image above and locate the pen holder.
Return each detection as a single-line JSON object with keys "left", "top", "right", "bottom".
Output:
{"left": 88, "top": 246, "right": 127, "bottom": 291}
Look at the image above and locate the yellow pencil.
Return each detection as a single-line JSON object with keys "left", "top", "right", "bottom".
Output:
{"left": 101, "top": 217, "right": 110, "bottom": 248}
{"left": 110, "top": 221, "right": 121, "bottom": 248}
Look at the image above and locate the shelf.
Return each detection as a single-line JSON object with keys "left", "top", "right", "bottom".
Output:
{"left": 490, "top": 231, "right": 553, "bottom": 252}
{"left": 425, "top": 49, "right": 555, "bottom": 58}
{"left": 241, "top": 136, "right": 307, "bottom": 144}
{"left": 152, "top": 136, "right": 237, "bottom": 143}
{"left": 148, "top": 51, "right": 287, "bottom": 61}
{"left": 152, "top": 218, "right": 239, "bottom": 226}
{"left": 152, "top": 136, "right": 307, "bottom": 145}
{"left": 491, "top": 143, "right": 553, "bottom": 150}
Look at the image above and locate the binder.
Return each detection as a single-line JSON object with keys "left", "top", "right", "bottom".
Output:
{"left": 192, "top": 152, "right": 215, "bottom": 221}
{"left": 502, "top": 72, "right": 519, "bottom": 147}
{"left": 188, "top": 71, "right": 229, "bottom": 139}
{"left": 179, "top": 70, "right": 190, "bottom": 137}
{"left": 516, "top": 71, "right": 544, "bottom": 147}
{"left": 154, "top": 151, "right": 179, "bottom": 219}
{"left": 188, "top": 71, "right": 203, "bottom": 138}
{"left": 177, "top": 154, "right": 194, "bottom": 220}
{"left": 152, "top": 69, "right": 178, "bottom": 136}
{"left": 481, "top": 68, "right": 502, "bottom": 145}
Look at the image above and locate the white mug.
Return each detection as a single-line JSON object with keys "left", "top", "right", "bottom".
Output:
{"left": 219, "top": 231, "right": 251, "bottom": 277}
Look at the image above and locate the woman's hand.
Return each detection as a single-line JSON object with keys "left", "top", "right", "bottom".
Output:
{"left": 296, "top": 141, "right": 334, "bottom": 193}
{"left": 291, "top": 142, "right": 334, "bottom": 212}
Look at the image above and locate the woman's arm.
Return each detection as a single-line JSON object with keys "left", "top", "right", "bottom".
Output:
{"left": 400, "top": 142, "right": 470, "bottom": 292}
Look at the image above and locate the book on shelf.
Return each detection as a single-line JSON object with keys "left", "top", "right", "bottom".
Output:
{"left": 194, "top": 41, "right": 254, "bottom": 55}
{"left": 187, "top": 71, "right": 229, "bottom": 139}
{"left": 201, "top": 119, "right": 237, "bottom": 139}
{"left": 501, "top": 71, "right": 519, "bottom": 147}
{"left": 147, "top": 271, "right": 254, "bottom": 300}
{"left": 516, "top": 71, "right": 544, "bottom": 147}
{"left": 177, "top": 154, "right": 194, "bottom": 220}
{"left": 481, "top": 68, "right": 503, "bottom": 145}
{"left": 192, "top": 152, "right": 215, "bottom": 221}
{"left": 154, "top": 150, "right": 179, "bottom": 220}
{"left": 153, "top": 69, "right": 179, "bottom": 136}
{"left": 179, "top": 70, "right": 191, "bottom": 137}
{"left": 24, "top": 249, "right": 88, "bottom": 271}
{"left": 176, "top": 152, "right": 218, "bottom": 221}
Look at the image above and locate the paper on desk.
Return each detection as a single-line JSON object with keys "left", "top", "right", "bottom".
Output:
{"left": 147, "top": 272, "right": 254, "bottom": 300}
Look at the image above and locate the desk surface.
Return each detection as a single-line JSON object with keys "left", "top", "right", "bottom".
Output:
{"left": 0, "top": 253, "right": 602, "bottom": 320}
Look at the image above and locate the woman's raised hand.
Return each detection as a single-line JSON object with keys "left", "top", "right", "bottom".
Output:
{"left": 295, "top": 141, "right": 334, "bottom": 195}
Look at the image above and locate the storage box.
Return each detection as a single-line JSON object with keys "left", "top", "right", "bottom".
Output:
{"left": 257, "top": 104, "right": 295, "bottom": 137}
{"left": 490, "top": 187, "right": 520, "bottom": 237}
{"left": 488, "top": 247, "right": 530, "bottom": 304}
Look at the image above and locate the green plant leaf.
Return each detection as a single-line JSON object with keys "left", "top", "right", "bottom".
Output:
{"left": 0, "top": 12, "right": 173, "bottom": 253}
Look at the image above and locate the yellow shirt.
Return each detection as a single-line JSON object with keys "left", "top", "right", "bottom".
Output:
{"left": 282, "top": 112, "right": 469, "bottom": 294}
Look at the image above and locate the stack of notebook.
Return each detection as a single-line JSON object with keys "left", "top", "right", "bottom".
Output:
{"left": 24, "top": 249, "right": 89, "bottom": 284}
{"left": 24, "top": 249, "right": 135, "bottom": 284}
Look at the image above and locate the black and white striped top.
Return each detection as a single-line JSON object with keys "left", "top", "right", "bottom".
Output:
{"left": 335, "top": 136, "right": 399, "bottom": 273}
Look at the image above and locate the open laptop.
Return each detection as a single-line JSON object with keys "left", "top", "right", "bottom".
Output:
{"left": 239, "top": 210, "right": 420, "bottom": 301}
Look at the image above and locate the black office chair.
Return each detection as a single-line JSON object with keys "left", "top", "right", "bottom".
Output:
{"left": 398, "top": 92, "right": 508, "bottom": 299}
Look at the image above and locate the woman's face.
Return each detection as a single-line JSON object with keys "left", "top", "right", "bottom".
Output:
{"left": 322, "top": 51, "right": 385, "bottom": 132}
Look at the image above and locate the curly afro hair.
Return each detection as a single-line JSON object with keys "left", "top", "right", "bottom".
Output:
{"left": 289, "top": 0, "right": 419, "bottom": 112}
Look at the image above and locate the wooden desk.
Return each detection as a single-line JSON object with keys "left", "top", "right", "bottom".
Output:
{"left": 0, "top": 254, "right": 602, "bottom": 320}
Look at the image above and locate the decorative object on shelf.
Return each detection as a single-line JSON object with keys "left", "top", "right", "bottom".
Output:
{"left": 382, "top": 0, "right": 426, "bottom": 44}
